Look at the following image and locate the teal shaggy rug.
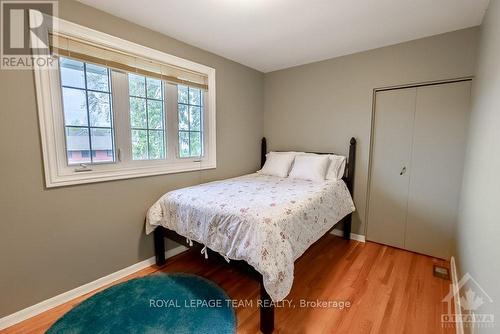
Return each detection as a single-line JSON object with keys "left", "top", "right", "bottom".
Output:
{"left": 47, "top": 273, "right": 236, "bottom": 334}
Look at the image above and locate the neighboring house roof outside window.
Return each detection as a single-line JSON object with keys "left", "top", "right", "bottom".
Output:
{"left": 66, "top": 134, "right": 113, "bottom": 151}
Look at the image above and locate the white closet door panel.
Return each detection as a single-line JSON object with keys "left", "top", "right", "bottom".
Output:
{"left": 367, "top": 88, "right": 416, "bottom": 248}
{"left": 405, "top": 81, "right": 471, "bottom": 259}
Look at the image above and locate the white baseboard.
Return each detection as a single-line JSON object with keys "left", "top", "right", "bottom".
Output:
{"left": 450, "top": 256, "right": 464, "bottom": 334}
{"left": 331, "top": 228, "right": 366, "bottom": 242}
{"left": 0, "top": 245, "right": 187, "bottom": 330}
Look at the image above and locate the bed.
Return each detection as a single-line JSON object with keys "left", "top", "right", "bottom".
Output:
{"left": 146, "top": 137, "right": 356, "bottom": 333}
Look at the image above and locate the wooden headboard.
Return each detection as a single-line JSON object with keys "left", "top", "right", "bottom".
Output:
{"left": 260, "top": 137, "right": 357, "bottom": 195}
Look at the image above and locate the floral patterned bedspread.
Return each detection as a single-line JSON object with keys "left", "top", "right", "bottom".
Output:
{"left": 146, "top": 173, "right": 355, "bottom": 301}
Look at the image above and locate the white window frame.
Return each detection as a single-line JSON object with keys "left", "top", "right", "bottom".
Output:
{"left": 33, "top": 15, "right": 216, "bottom": 188}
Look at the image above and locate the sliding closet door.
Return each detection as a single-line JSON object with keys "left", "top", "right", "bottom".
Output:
{"left": 367, "top": 88, "right": 416, "bottom": 248}
{"left": 404, "top": 81, "right": 471, "bottom": 259}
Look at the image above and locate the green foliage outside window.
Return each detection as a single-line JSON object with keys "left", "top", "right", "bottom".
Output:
{"left": 128, "top": 74, "right": 165, "bottom": 160}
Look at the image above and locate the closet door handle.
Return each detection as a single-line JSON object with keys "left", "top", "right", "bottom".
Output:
{"left": 400, "top": 166, "right": 407, "bottom": 176}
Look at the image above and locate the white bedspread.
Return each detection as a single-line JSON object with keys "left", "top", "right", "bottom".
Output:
{"left": 146, "top": 173, "right": 355, "bottom": 301}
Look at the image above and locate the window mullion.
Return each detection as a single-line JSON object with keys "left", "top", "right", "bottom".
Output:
{"left": 110, "top": 71, "right": 132, "bottom": 164}
{"left": 165, "top": 83, "right": 178, "bottom": 161}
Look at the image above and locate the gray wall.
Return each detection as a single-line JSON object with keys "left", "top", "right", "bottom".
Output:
{"left": 264, "top": 27, "right": 478, "bottom": 236}
{"left": 0, "top": 0, "right": 264, "bottom": 317}
{"left": 456, "top": 0, "right": 500, "bottom": 331}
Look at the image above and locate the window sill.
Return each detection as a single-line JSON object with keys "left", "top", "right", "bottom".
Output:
{"left": 44, "top": 161, "right": 216, "bottom": 188}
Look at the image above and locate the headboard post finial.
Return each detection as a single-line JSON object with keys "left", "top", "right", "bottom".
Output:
{"left": 261, "top": 137, "right": 267, "bottom": 168}
{"left": 347, "top": 137, "right": 356, "bottom": 195}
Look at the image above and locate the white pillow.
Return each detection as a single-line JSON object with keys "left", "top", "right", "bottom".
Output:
{"left": 289, "top": 154, "right": 330, "bottom": 181}
{"left": 259, "top": 152, "right": 296, "bottom": 177}
{"left": 326, "top": 154, "right": 347, "bottom": 180}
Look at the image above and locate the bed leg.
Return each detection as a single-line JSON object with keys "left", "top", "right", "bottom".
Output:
{"left": 154, "top": 227, "right": 166, "bottom": 266}
{"left": 343, "top": 214, "right": 352, "bottom": 240}
{"left": 260, "top": 280, "right": 274, "bottom": 334}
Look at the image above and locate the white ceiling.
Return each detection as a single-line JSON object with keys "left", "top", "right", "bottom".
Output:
{"left": 77, "top": 0, "right": 490, "bottom": 73}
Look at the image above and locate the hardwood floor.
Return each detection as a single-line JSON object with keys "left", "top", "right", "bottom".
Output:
{"left": 2, "top": 235, "right": 454, "bottom": 334}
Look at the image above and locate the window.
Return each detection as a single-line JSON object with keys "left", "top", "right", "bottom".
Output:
{"left": 59, "top": 57, "right": 114, "bottom": 165}
{"left": 34, "top": 16, "right": 216, "bottom": 187}
{"left": 178, "top": 85, "right": 203, "bottom": 158}
{"left": 128, "top": 74, "right": 165, "bottom": 160}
